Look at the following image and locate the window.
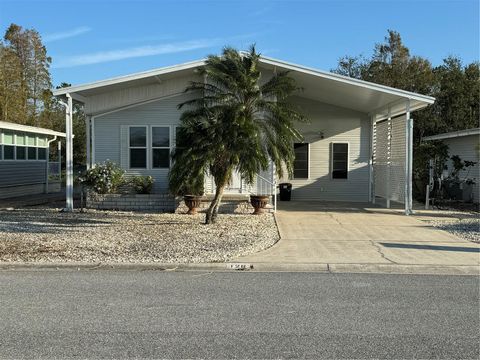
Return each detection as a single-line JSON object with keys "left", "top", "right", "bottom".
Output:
{"left": 293, "top": 143, "right": 309, "bottom": 179}
{"left": 332, "top": 143, "right": 348, "bottom": 179}
{"left": 27, "top": 135, "right": 35, "bottom": 146}
{"left": 37, "top": 136, "right": 47, "bottom": 147}
{"left": 151, "top": 127, "right": 170, "bottom": 168}
{"left": 16, "top": 133, "right": 25, "bottom": 146}
{"left": 3, "top": 145, "right": 14, "bottom": 160}
{"left": 28, "top": 147, "right": 37, "bottom": 160}
{"left": 3, "top": 131, "right": 14, "bottom": 145}
{"left": 38, "top": 148, "right": 47, "bottom": 160}
{"left": 129, "top": 127, "right": 147, "bottom": 168}
{"left": 16, "top": 146, "right": 26, "bottom": 160}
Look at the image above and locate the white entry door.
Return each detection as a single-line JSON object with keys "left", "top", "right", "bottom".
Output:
{"left": 224, "top": 170, "right": 243, "bottom": 193}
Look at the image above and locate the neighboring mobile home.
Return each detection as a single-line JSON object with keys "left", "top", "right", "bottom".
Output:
{"left": 423, "top": 128, "right": 480, "bottom": 203}
{"left": 0, "top": 121, "right": 65, "bottom": 199}
{"left": 53, "top": 56, "right": 434, "bottom": 214}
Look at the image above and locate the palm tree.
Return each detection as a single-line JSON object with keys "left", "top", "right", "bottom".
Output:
{"left": 171, "top": 45, "right": 307, "bottom": 224}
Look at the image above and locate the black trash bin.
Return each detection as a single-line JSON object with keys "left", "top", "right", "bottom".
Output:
{"left": 279, "top": 183, "right": 292, "bottom": 201}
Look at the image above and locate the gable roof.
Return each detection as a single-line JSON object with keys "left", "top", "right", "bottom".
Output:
{"left": 423, "top": 128, "right": 480, "bottom": 141}
{"left": 53, "top": 55, "right": 435, "bottom": 117}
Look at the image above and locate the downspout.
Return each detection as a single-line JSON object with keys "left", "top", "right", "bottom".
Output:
{"left": 45, "top": 135, "right": 58, "bottom": 194}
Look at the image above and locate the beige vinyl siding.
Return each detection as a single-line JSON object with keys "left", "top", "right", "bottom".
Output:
{"left": 93, "top": 93, "right": 192, "bottom": 193}
{"left": 443, "top": 135, "right": 480, "bottom": 202}
{"left": 279, "top": 97, "right": 370, "bottom": 202}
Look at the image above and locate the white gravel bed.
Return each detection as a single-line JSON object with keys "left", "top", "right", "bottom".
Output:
{"left": 0, "top": 208, "right": 279, "bottom": 263}
{"left": 421, "top": 211, "right": 479, "bottom": 243}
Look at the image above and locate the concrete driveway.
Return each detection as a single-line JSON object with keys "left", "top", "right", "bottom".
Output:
{"left": 237, "top": 201, "right": 480, "bottom": 272}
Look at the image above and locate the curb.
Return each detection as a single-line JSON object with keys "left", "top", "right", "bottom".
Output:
{"left": 0, "top": 261, "right": 478, "bottom": 276}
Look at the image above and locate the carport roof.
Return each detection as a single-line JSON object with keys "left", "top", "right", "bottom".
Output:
{"left": 0, "top": 121, "right": 66, "bottom": 137}
{"left": 53, "top": 55, "right": 435, "bottom": 117}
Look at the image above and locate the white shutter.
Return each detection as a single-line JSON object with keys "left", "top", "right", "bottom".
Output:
{"left": 120, "top": 125, "right": 129, "bottom": 170}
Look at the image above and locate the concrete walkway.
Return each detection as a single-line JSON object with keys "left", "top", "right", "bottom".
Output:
{"left": 236, "top": 201, "right": 479, "bottom": 273}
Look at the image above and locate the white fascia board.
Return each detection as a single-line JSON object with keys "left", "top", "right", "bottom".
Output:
{"left": 52, "top": 59, "right": 206, "bottom": 96}
{"left": 0, "top": 121, "right": 66, "bottom": 137}
{"left": 259, "top": 56, "right": 436, "bottom": 104}
{"left": 423, "top": 128, "right": 480, "bottom": 141}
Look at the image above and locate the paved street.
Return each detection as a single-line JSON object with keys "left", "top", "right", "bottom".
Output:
{"left": 0, "top": 270, "right": 478, "bottom": 359}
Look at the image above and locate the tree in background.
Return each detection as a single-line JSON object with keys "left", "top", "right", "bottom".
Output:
{"left": 0, "top": 24, "right": 86, "bottom": 168}
{"left": 0, "top": 44, "right": 24, "bottom": 124}
{"left": 2, "top": 24, "right": 52, "bottom": 126}
{"left": 332, "top": 30, "right": 479, "bottom": 199}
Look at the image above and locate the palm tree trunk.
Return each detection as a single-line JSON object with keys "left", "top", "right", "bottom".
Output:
{"left": 205, "top": 183, "right": 225, "bottom": 224}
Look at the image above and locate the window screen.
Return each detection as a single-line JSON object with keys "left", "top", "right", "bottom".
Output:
{"left": 293, "top": 143, "right": 309, "bottom": 179}
{"left": 332, "top": 143, "right": 348, "bottom": 179}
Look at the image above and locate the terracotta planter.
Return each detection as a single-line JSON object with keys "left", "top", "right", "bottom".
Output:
{"left": 250, "top": 195, "right": 269, "bottom": 215}
{"left": 183, "top": 195, "right": 202, "bottom": 215}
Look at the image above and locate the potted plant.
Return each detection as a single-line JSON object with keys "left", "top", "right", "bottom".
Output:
{"left": 250, "top": 195, "right": 270, "bottom": 215}
{"left": 169, "top": 159, "right": 205, "bottom": 215}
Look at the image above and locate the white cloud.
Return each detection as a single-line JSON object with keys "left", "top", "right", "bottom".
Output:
{"left": 53, "top": 39, "right": 219, "bottom": 68}
{"left": 44, "top": 26, "right": 92, "bottom": 43}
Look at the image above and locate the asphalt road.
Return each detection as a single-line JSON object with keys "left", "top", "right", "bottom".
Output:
{"left": 0, "top": 270, "right": 478, "bottom": 359}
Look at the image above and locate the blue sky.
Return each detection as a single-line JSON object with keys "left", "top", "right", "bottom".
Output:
{"left": 1, "top": 0, "right": 478, "bottom": 87}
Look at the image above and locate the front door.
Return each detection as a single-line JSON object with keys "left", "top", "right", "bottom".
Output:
{"left": 224, "top": 170, "right": 243, "bottom": 193}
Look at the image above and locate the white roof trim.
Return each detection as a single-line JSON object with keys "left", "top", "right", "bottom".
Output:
{"left": 423, "top": 128, "right": 480, "bottom": 141}
{"left": 0, "top": 121, "right": 66, "bottom": 137}
{"left": 260, "top": 56, "right": 435, "bottom": 104}
{"left": 52, "top": 56, "right": 435, "bottom": 105}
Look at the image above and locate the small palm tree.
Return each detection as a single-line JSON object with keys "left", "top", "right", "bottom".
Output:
{"left": 170, "top": 45, "right": 307, "bottom": 224}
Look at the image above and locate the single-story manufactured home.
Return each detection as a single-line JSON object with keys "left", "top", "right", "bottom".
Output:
{"left": 0, "top": 121, "right": 65, "bottom": 199}
{"left": 423, "top": 128, "right": 479, "bottom": 203}
{"left": 53, "top": 55, "right": 435, "bottom": 214}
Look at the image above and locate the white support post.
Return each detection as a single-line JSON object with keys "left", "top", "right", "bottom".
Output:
{"left": 408, "top": 113, "right": 414, "bottom": 213}
{"left": 45, "top": 146, "right": 49, "bottom": 194}
{"left": 58, "top": 140, "right": 62, "bottom": 185}
{"left": 272, "top": 162, "right": 277, "bottom": 213}
{"left": 370, "top": 116, "right": 376, "bottom": 204}
{"left": 404, "top": 99, "right": 413, "bottom": 215}
{"left": 386, "top": 108, "right": 392, "bottom": 208}
{"left": 45, "top": 135, "right": 58, "bottom": 194}
{"left": 65, "top": 94, "right": 74, "bottom": 212}
{"left": 85, "top": 115, "right": 91, "bottom": 169}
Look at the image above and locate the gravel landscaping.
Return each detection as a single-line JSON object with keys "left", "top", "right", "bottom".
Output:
{"left": 0, "top": 208, "right": 279, "bottom": 263}
{"left": 419, "top": 211, "right": 479, "bottom": 243}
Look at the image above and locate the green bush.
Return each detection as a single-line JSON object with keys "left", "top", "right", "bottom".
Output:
{"left": 79, "top": 161, "right": 125, "bottom": 194}
{"left": 128, "top": 175, "right": 154, "bottom": 194}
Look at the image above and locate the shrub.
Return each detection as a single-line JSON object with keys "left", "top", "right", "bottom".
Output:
{"left": 128, "top": 175, "right": 154, "bottom": 194}
{"left": 79, "top": 161, "right": 125, "bottom": 194}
